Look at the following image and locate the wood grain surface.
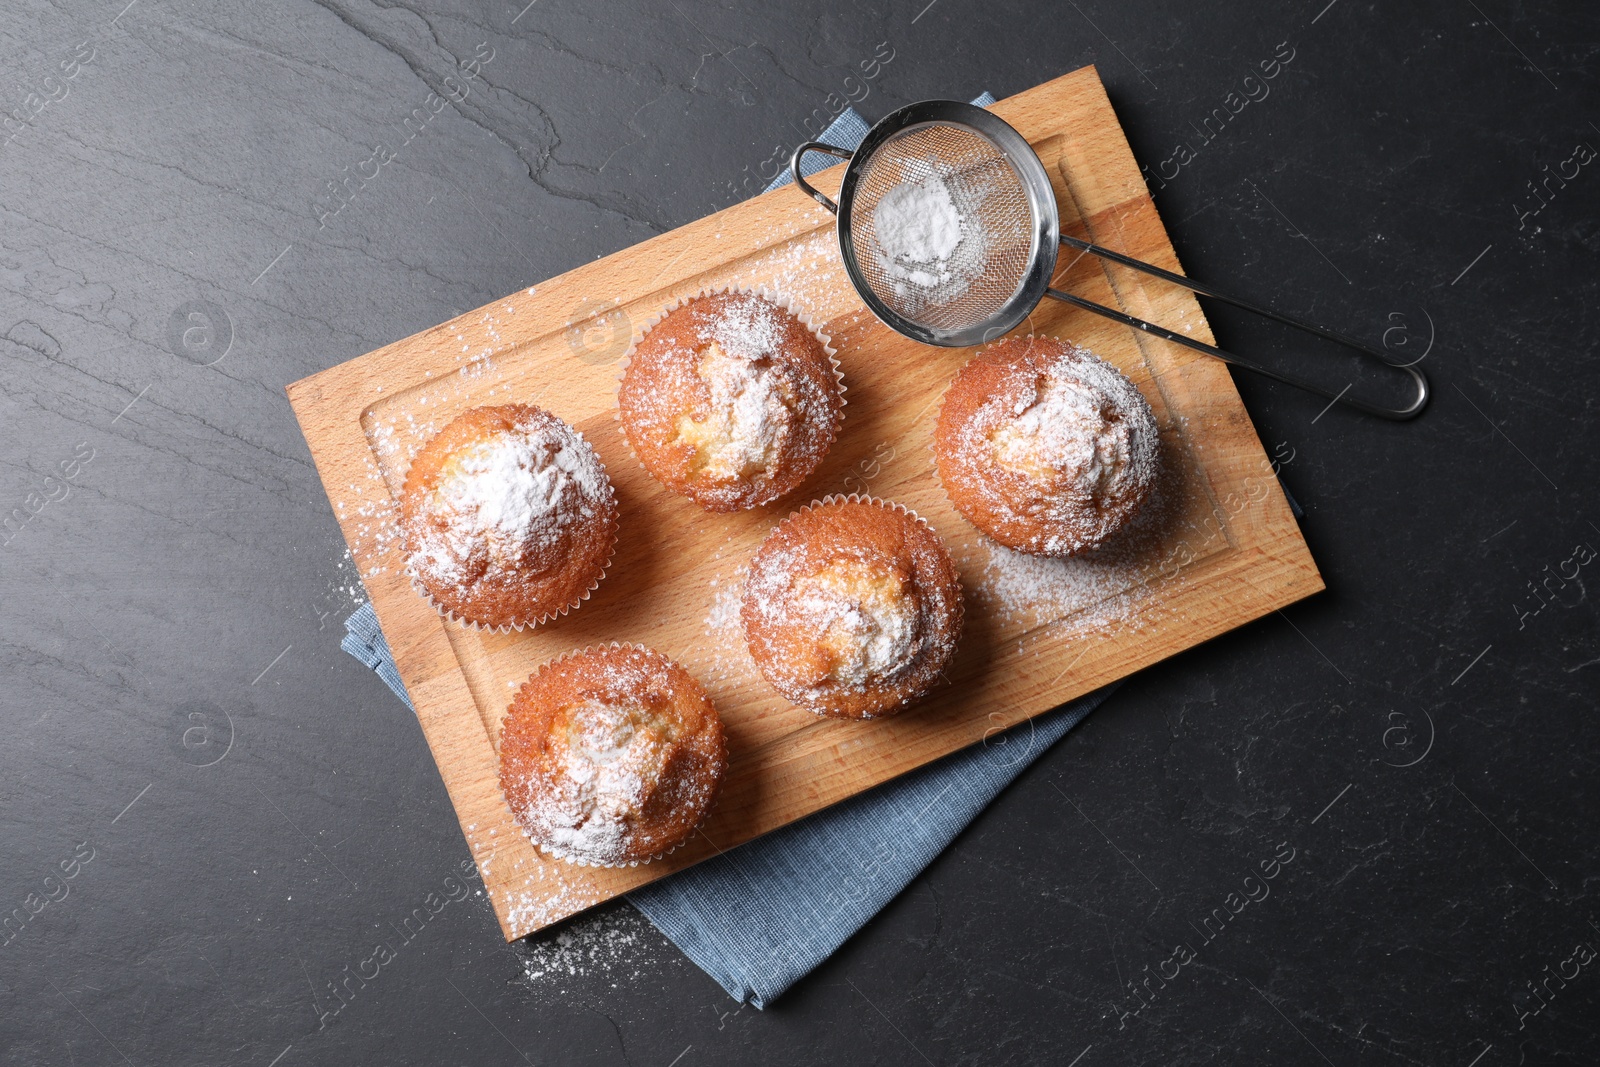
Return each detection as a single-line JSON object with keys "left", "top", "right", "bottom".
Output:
{"left": 287, "top": 65, "right": 1323, "bottom": 940}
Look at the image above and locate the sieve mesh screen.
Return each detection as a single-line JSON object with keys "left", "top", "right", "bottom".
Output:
{"left": 847, "top": 122, "right": 1037, "bottom": 335}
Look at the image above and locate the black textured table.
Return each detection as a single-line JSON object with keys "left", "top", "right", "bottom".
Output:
{"left": 3, "top": 2, "right": 1596, "bottom": 1064}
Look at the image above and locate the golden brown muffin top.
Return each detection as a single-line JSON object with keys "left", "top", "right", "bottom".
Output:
{"left": 498, "top": 645, "right": 727, "bottom": 867}
{"left": 619, "top": 291, "right": 842, "bottom": 512}
{"left": 741, "top": 497, "right": 963, "bottom": 719}
{"left": 936, "top": 336, "right": 1157, "bottom": 557}
{"left": 401, "top": 404, "right": 616, "bottom": 628}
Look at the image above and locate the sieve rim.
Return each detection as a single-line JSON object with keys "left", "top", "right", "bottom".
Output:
{"left": 834, "top": 100, "right": 1060, "bottom": 348}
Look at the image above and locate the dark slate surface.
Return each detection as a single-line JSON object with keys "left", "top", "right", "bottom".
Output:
{"left": 2, "top": 1, "right": 1596, "bottom": 1063}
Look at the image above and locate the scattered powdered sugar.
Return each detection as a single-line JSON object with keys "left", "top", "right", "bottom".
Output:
{"left": 499, "top": 863, "right": 593, "bottom": 938}
{"left": 310, "top": 547, "right": 368, "bottom": 623}
{"left": 752, "top": 230, "right": 844, "bottom": 308}
{"left": 705, "top": 577, "right": 743, "bottom": 635}
{"left": 700, "top": 565, "right": 758, "bottom": 685}
{"left": 514, "top": 905, "right": 659, "bottom": 993}
{"left": 336, "top": 493, "right": 405, "bottom": 588}
{"left": 979, "top": 541, "right": 1144, "bottom": 635}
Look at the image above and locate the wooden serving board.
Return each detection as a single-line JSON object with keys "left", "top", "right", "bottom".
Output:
{"left": 288, "top": 66, "right": 1322, "bottom": 940}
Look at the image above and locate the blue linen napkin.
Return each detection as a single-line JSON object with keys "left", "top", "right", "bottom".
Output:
{"left": 626, "top": 687, "right": 1109, "bottom": 1006}
{"left": 341, "top": 603, "right": 413, "bottom": 709}
{"left": 340, "top": 91, "right": 1118, "bottom": 1006}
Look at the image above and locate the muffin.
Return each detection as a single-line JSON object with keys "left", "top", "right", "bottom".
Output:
{"left": 741, "top": 496, "right": 963, "bottom": 719}
{"left": 618, "top": 289, "right": 843, "bottom": 511}
{"left": 498, "top": 644, "right": 728, "bottom": 867}
{"left": 401, "top": 404, "right": 617, "bottom": 630}
{"left": 935, "top": 336, "right": 1158, "bottom": 557}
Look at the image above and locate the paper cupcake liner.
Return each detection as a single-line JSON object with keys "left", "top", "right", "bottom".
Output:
{"left": 506, "top": 642, "right": 726, "bottom": 869}
{"left": 744, "top": 494, "right": 966, "bottom": 719}
{"left": 408, "top": 422, "right": 620, "bottom": 635}
{"left": 614, "top": 284, "right": 846, "bottom": 510}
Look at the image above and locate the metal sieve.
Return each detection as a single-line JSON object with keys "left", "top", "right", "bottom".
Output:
{"left": 791, "top": 100, "right": 1428, "bottom": 420}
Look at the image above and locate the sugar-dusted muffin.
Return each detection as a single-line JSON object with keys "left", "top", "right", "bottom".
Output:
{"left": 618, "top": 289, "right": 844, "bottom": 511}
{"left": 741, "top": 496, "right": 963, "bottom": 719}
{"left": 935, "top": 336, "right": 1158, "bottom": 557}
{"left": 401, "top": 404, "right": 617, "bottom": 630}
{"left": 498, "top": 644, "right": 728, "bottom": 867}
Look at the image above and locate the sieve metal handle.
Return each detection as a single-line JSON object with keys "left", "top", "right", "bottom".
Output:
{"left": 1050, "top": 234, "right": 1430, "bottom": 421}
{"left": 790, "top": 142, "right": 855, "bottom": 214}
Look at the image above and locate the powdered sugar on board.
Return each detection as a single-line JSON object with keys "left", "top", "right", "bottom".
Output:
{"left": 978, "top": 542, "right": 1147, "bottom": 637}
{"left": 480, "top": 833, "right": 607, "bottom": 939}
{"left": 727, "top": 230, "right": 854, "bottom": 330}
{"left": 700, "top": 559, "right": 758, "bottom": 687}
{"left": 967, "top": 446, "right": 1227, "bottom": 644}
